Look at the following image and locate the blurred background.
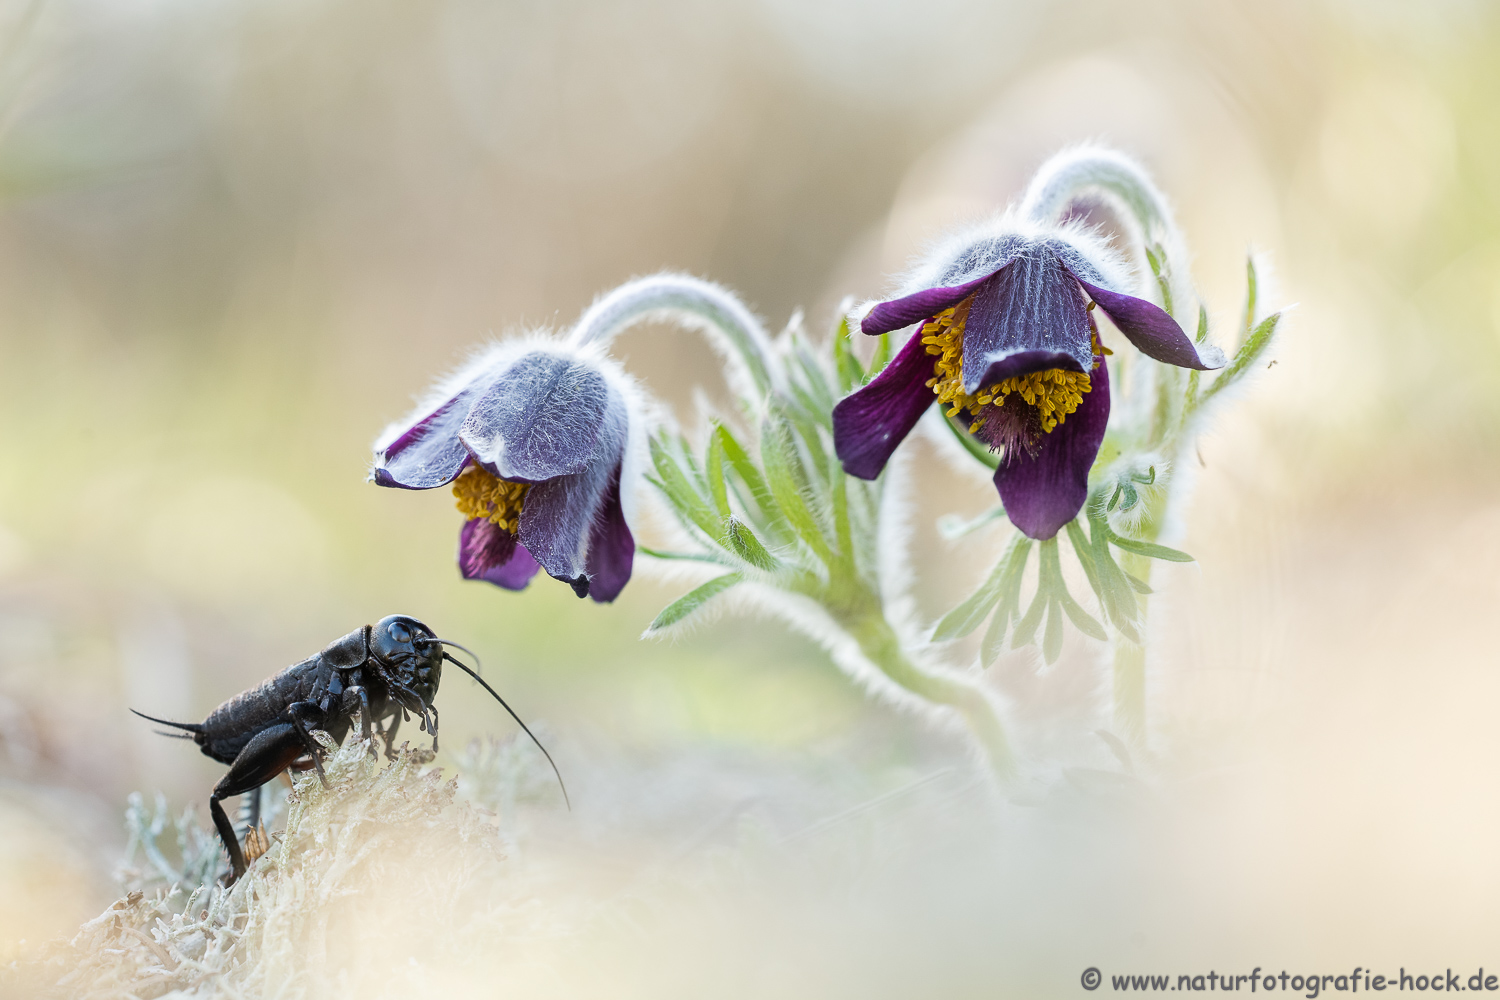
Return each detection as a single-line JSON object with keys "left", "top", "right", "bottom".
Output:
{"left": 2, "top": 0, "right": 1500, "bottom": 990}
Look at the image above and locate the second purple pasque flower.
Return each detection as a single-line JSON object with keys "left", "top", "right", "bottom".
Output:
{"left": 833, "top": 225, "right": 1225, "bottom": 540}
{"left": 371, "top": 342, "right": 639, "bottom": 602}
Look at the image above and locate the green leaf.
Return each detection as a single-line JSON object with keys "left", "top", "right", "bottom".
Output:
{"left": 1011, "top": 589, "right": 1046, "bottom": 649}
{"left": 1065, "top": 520, "right": 1102, "bottom": 600}
{"left": 647, "top": 573, "right": 742, "bottom": 632}
{"left": 979, "top": 601, "right": 1010, "bottom": 667}
{"left": 649, "top": 437, "right": 723, "bottom": 541}
{"left": 779, "top": 396, "right": 832, "bottom": 491}
{"left": 1057, "top": 588, "right": 1107, "bottom": 641}
{"left": 638, "top": 545, "right": 735, "bottom": 567}
{"left": 999, "top": 528, "right": 1110, "bottom": 646}
{"left": 1107, "top": 532, "right": 1195, "bottom": 563}
{"left": 936, "top": 505, "right": 1006, "bottom": 540}
{"left": 868, "top": 331, "right": 891, "bottom": 376}
{"left": 933, "top": 535, "right": 1030, "bottom": 642}
{"left": 760, "top": 418, "right": 833, "bottom": 564}
{"left": 1144, "top": 243, "right": 1174, "bottom": 317}
{"left": 1195, "top": 304, "right": 1209, "bottom": 344}
{"left": 829, "top": 461, "right": 854, "bottom": 570}
{"left": 1197, "top": 312, "right": 1280, "bottom": 410}
{"left": 724, "top": 517, "right": 780, "bottom": 572}
{"left": 646, "top": 472, "right": 720, "bottom": 540}
{"left": 1012, "top": 536, "right": 1063, "bottom": 653}
{"left": 779, "top": 403, "right": 834, "bottom": 502}
{"left": 705, "top": 427, "right": 731, "bottom": 519}
{"left": 1089, "top": 514, "right": 1140, "bottom": 634}
{"left": 784, "top": 376, "right": 824, "bottom": 430}
{"left": 715, "top": 425, "right": 776, "bottom": 518}
{"left": 675, "top": 432, "right": 712, "bottom": 494}
{"left": 1031, "top": 538, "right": 1071, "bottom": 662}
{"left": 1124, "top": 572, "right": 1154, "bottom": 595}
{"left": 1037, "top": 534, "right": 1062, "bottom": 583}
{"left": 831, "top": 314, "right": 864, "bottom": 392}
{"left": 1042, "top": 599, "right": 1064, "bottom": 664}
{"left": 978, "top": 538, "right": 1032, "bottom": 664}
{"left": 790, "top": 344, "right": 836, "bottom": 417}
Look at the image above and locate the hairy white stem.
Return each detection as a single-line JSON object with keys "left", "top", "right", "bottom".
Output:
{"left": 1019, "top": 145, "right": 1192, "bottom": 310}
{"left": 568, "top": 272, "right": 786, "bottom": 401}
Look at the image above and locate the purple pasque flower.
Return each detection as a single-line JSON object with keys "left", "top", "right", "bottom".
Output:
{"left": 833, "top": 224, "right": 1225, "bottom": 540}
{"left": 371, "top": 341, "right": 639, "bottom": 602}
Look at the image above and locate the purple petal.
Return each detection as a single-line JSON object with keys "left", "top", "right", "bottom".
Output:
{"left": 860, "top": 270, "right": 1003, "bottom": 336}
{"left": 972, "top": 349, "right": 1086, "bottom": 389}
{"left": 373, "top": 392, "right": 475, "bottom": 490}
{"left": 961, "top": 253, "right": 1092, "bottom": 393}
{"left": 993, "top": 354, "right": 1112, "bottom": 540}
{"left": 459, "top": 352, "right": 615, "bottom": 482}
{"left": 1069, "top": 274, "right": 1226, "bottom": 370}
{"left": 516, "top": 454, "right": 618, "bottom": 595}
{"left": 583, "top": 462, "right": 634, "bottom": 603}
{"left": 459, "top": 518, "right": 542, "bottom": 589}
{"left": 833, "top": 331, "right": 938, "bottom": 480}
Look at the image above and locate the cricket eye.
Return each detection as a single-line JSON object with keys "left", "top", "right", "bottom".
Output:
{"left": 388, "top": 621, "right": 412, "bottom": 644}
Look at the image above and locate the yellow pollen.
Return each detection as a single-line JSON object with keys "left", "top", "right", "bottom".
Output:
{"left": 919, "top": 299, "right": 1096, "bottom": 435}
{"left": 452, "top": 465, "right": 530, "bottom": 534}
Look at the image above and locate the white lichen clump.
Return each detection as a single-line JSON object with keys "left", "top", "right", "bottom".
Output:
{"left": 8, "top": 734, "right": 552, "bottom": 999}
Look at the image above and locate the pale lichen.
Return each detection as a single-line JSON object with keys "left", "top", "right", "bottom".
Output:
{"left": 5, "top": 732, "right": 541, "bottom": 998}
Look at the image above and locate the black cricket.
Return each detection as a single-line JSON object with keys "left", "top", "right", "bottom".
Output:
{"left": 132, "top": 614, "right": 567, "bottom": 881}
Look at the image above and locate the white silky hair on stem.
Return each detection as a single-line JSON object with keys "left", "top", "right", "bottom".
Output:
{"left": 1019, "top": 143, "right": 1194, "bottom": 311}
{"left": 567, "top": 272, "right": 787, "bottom": 405}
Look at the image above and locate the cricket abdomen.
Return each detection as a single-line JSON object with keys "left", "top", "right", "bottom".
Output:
{"left": 198, "top": 657, "right": 325, "bottom": 763}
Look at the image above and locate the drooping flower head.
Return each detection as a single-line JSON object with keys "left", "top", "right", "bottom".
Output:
{"left": 833, "top": 218, "right": 1225, "bottom": 539}
{"left": 371, "top": 340, "right": 641, "bottom": 602}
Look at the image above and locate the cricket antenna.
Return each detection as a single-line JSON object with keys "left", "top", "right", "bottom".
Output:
{"left": 434, "top": 638, "right": 483, "bottom": 675}
{"left": 443, "top": 653, "right": 570, "bottom": 810}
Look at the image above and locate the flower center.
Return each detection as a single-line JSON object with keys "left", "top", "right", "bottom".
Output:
{"left": 452, "top": 465, "right": 530, "bottom": 534}
{"left": 919, "top": 297, "right": 1094, "bottom": 437}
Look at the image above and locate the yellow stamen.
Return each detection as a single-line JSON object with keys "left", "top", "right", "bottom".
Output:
{"left": 452, "top": 464, "right": 530, "bottom": 533}
{"left": 919, "top": 299, "right": 1096, "bottom": 434}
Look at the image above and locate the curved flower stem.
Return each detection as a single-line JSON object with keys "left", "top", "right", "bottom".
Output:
{"left": 568, "top": 272, "right": 786, "bottom": 400}
{"left": 821, "top": 589, "right": 1017, "bottom": 782}
{"left": 1018, "top": 145, "right": 1192, "bottom": 311}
